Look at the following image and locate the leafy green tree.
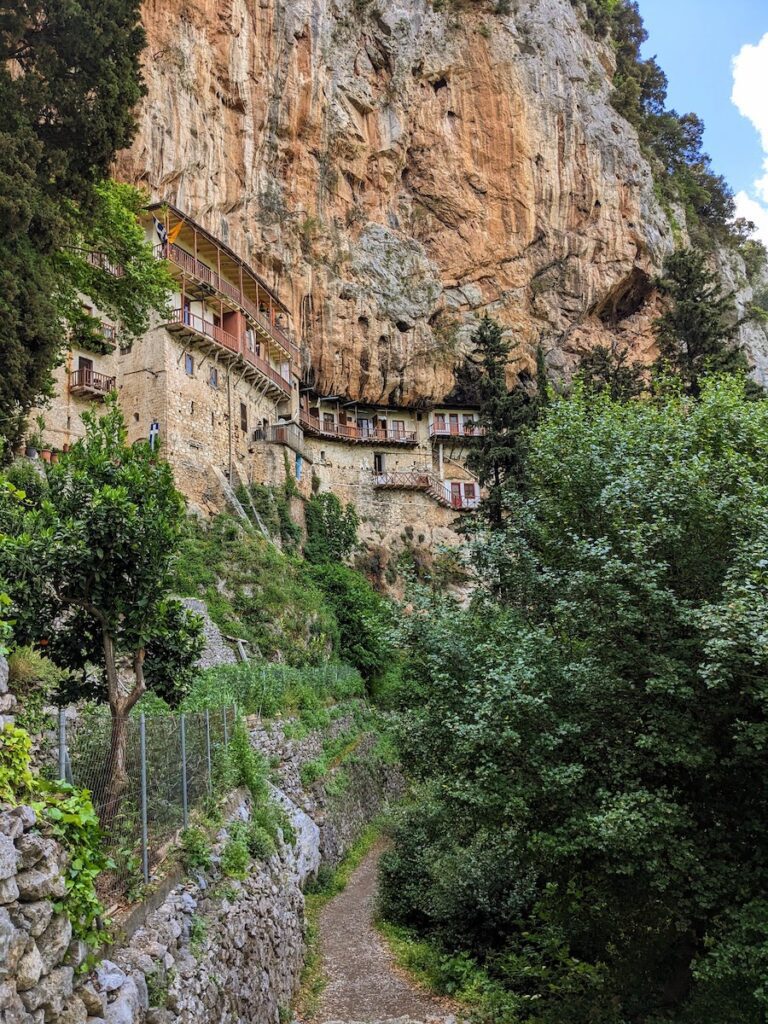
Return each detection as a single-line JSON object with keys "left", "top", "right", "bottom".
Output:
{"left": 0, "top": 1, "right": 169, "bottom": 449}
{"left": 304, "top": 492, "right": 359, "bottom": 564}
{"left": 578, "top": 342, "right": 646, "bottom": 400}
{"left": 382, "top": 377, "right": 768, "bottom": 1023}
{"left": 654, "top": 249, "right": 753, "bottom": 395}
{"left": 308, "top": 563, "right": 392, "bottom": 681}
{"left": 465, "top": 316, "right": 541, "bottom": 527}
{"left": 0, "top": 396, "right": 200, "bottom": 810}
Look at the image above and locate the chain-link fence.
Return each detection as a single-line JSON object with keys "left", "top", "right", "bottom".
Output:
{"left": 52, "top": 706, "right": 235, "bottom": 905}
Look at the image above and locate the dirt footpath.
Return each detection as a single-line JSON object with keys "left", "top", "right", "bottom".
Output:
{"left": 309, "top": 839, "right": 456, "bottom": 1024}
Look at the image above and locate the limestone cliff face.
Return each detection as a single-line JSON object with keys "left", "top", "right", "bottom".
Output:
{"left": 118, "top": 0, "right": 759, "bottom": 401}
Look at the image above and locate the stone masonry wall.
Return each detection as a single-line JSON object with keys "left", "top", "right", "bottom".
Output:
{"left": 0, "top": 803, "right": 94, "bottom": 1024}
{"left": 119, "top": 326, "right": 296, "bottom": 516}
{"left": 2, "top": 705, "right": 401, "bottom": 1024}
{"left": 306, "top": 437, "right": 468, "bottom": 584}
{"left": 250, "top": 712, "right": 405, "bottom": 871}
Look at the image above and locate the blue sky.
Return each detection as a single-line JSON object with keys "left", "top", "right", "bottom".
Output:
{"left": 638, "top": 0, "right": 768, "bottom": 240}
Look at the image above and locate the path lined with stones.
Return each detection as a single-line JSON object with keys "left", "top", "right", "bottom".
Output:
{"left": 307, "top": 840, "right": 457, "bottom": 1024}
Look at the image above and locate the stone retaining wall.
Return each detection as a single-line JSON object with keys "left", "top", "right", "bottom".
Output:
{"left": 103, "top": 790, "right": 309, "bottom": 1024}
{"left": 2, "top": 709, "right": 402, "bottom": 1024}
{"left": 250, "top": 713, "right": 404, "bottom": 869}
{"left": 0, "top": 803, "right": 92, "bottom": 1024}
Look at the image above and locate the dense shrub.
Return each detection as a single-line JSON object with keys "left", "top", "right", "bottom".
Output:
{"left": 382, "top": 377, "right": 768, "bottom": 1023}
{"left": 304, "top": 492, "right": 359, "bottom": 564}
{"left": 308, "top": 563, "right": 394, "bottom": 681}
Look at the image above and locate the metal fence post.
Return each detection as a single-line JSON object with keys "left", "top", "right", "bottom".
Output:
{"left": 222, "top": 706, "right": 229, "bottom": 749}
{"left": 205, "top": 709, "right": 212, "bottom": 794}
{"left": 139, "top": 713, "right": 149, "bottom": 885}
{"left": 180, "top": 713, "right": 188, "bottom": 830}
{"left": 57, "top": 709, "right": 67, "bottom": 782}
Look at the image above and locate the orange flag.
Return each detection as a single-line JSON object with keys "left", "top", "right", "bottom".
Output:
{"left": 167, "top": 219, "right": 184, "bottom": 245}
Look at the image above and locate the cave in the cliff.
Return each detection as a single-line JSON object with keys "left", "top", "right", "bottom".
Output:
{"left": 594, "top": 267, "right": 653, "bottom": 325}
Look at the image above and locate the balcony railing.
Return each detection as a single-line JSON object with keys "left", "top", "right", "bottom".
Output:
{"left": 167, "top": 308, "right": 240, "bottom": 353}
{"left": 100, "top": 323, "right": 118, "bottom": 348}
{"left": 373, "top": 470, "right": 479, "bottom": 510}
{"left": 429, "top": 421, "right": 485, "bottom": 440}
{"left": 157, "top": 243, "right": 299, "bottom": 365}
{"left": 70, "top": 367, "right": 116, "bottom": 396}
{"left": 166, "top": 309, "right": 291, "bottom": 396}
{"left": 253, "top": 423, "right": 311, "bottom": 461}
{"left": 299, "top": 413, "right": 418, "bottom": 445}
{"left": 66, "top": 247, "right": 125, "bottom": 278}
{"left": 242, "top": 343, "right": 293, "bottom": 396}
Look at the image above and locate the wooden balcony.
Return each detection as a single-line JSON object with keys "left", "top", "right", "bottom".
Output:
{"left": 252, "top": 423, "right": 312, "bottom": 462}
{"left": 429, "top": 421, "right": 485, "bottom": 440}
{"left": 164, "top": 309, "right": 292, "bottom": 398}
{"left": 100, "top": 323, "right": 118, "bottom": 349}
{"left": 299, "top": 413, "right": 418, "bottom": 446}
{"left": 157, "top": 242, "right": 298, "bottom": 366}
{"left": 373, "top": 470, "right": 479, "bottom": 510}
{"left": 69, "top": 367, "right": 116, "bottom": 397}
{"left": 67, "top": 247, "right": 125, "bottom": 278}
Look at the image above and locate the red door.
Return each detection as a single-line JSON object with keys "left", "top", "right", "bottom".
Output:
{"left": 450, "top": 482, "right": 462, "bottom": 508}
{"left": 449, "top": 414, "right": 459, "bottom": 435}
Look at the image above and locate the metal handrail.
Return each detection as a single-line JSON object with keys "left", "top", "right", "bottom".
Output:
{"left": 253, "top": 423, "right": 310, "bottom": 458}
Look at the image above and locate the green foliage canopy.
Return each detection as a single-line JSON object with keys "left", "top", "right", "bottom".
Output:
{"left": 465, "top": 316, "right": 542, "bottom": 526}
{"left": 0, "top": 1, "right": 171, "bottom": 448}
{"left": 0, "top": 398, "right": 200, "bottom": 805}
{"left": 308, "top": 563, "right": 393, "bottom": 681}
{"left": 382, "top": 377, "right": 768, "bottom": 1022}
{"left": 304, "top": 492, "right": 360, "bottom": 564}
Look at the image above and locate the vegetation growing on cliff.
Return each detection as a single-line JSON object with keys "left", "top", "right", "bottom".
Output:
{"left": 173, "top": 513, "right": 340, "bottom": 666}
{"left": 573, "top": 0, "right": 757, "bottom": 251}
{"left": 381, "top": 377, "right": 768, "bottom": 1023}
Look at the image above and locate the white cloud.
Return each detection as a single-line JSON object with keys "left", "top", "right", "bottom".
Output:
{"left": 731, "top": 32, "right": 768, "bottom": 243}
{"left": 735, "top": 190, "right": 768, "bottom": 243}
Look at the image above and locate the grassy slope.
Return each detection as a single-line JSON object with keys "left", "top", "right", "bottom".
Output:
{"left": 172, "top": 513, "right": 340, "bottom": 665}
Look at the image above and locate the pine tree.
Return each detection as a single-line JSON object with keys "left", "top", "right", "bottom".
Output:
{"left": 654, "top": 249, "right": 753, "bottom": 396}
{"left": 579, "top": 343, "right": 646, "bottom": 400}
{"left": 466, "top": 316, "right": 540, "bottom": 528}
